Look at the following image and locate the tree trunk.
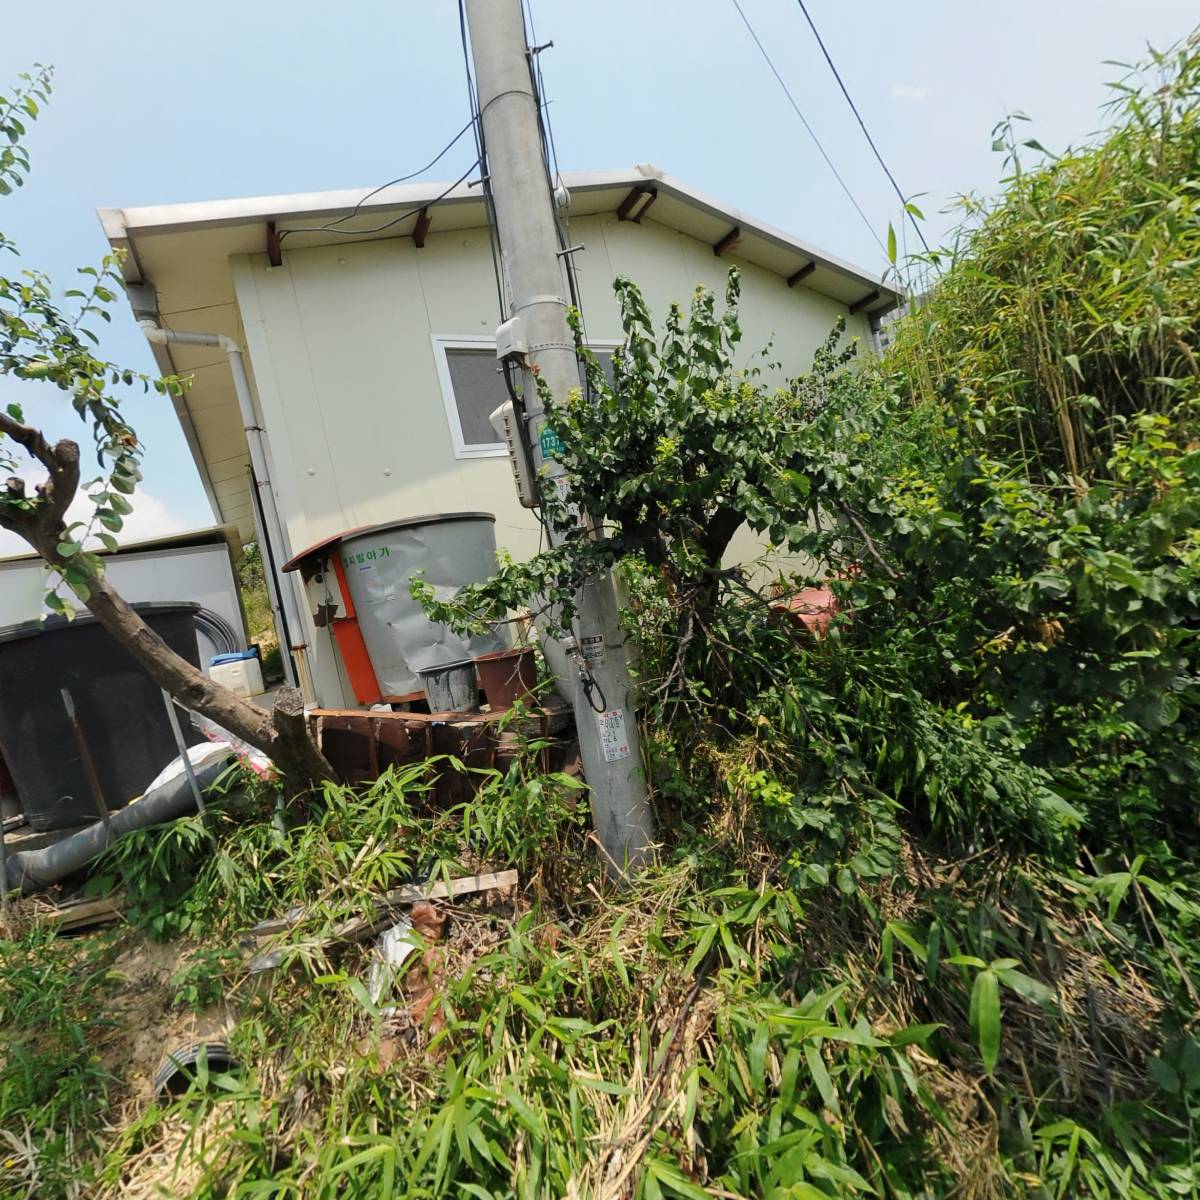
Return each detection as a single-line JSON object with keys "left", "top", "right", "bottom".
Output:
{"left": 269, "top": 685, "right": 334, "bottom": 799}
{"left": 0, "top": 430, "right": 335, "bottom": 793}
{"left": 68, "top": 555, "right": 335, "bottom": 789}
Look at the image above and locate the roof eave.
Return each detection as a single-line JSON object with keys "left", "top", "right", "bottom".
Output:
{"left": 99, "top": 164, "right": 901, "bottom": 311}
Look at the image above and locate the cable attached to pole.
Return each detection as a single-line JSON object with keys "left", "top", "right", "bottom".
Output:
{"left": 278, "top": 161, "right": 481, "bottom": 241}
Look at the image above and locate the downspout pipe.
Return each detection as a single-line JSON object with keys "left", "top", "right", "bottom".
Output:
{"left": 137, "top": 321, "right": 312, "bottom": 701}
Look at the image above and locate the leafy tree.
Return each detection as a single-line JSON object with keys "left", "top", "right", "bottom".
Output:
{"left": 0, "top": 67, "right": 332, "bottom": 794}
{"left": 414, "top": 269, "right": 883, "bottom": 694}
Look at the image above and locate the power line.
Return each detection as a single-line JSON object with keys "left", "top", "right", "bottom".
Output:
{"left": 729, "top": 0, "right": 887, "bottom": 259}
{"left": 278, "top": 160, "right": 481, "bottom": 240}
{"left": 792, "top": 0, "right": 930, "bottom": 253}
{"left": 277, "top": 118, "right": 478, "bottom": 242}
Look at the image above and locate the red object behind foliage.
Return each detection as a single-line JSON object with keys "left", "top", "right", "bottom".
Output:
{"left": 770, "top": 584, "right": 839, "bottom": 637}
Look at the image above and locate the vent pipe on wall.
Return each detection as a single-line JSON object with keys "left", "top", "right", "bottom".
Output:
{"left": 136, "top": 320, "right": 312, "bottom": 702}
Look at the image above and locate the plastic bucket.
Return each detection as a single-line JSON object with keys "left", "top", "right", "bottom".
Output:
{"left": 475, "top": 647, "right": 537, "bottom": 710}
{"left": 418, "top": 660, "right": 479, "bottom": 713}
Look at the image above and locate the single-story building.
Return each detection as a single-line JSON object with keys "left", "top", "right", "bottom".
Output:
{"left": 0, "top": 525, "right": 248, "bottom": 667}
{"left": 100, "top": 163, "right": 900, "bottom": 708}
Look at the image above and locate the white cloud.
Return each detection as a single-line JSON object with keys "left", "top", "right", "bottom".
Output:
{"left": 0, "top": 485, "right": 192, "bottom": 559}
{"left": 890, "top": 83, "right": 930, "bottom": 102}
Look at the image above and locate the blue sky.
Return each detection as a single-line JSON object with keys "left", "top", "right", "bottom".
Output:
{"left": 1, "top": 0, "right": 1196, "bottom": 552}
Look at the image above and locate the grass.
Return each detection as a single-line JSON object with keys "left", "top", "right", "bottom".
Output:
{"left": 0, "top": 926, "right": 119, "bottom": 1198}
{"left": 0, "top": 742, "right": 1195, "bottom": 1198}
{"left": 888, "top": 32, "right": 1200, "bottom": 485}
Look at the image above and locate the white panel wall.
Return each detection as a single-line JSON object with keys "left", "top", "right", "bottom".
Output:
{"left": 233, "top": 218, "right": 873, "bottom": 706}
{"left": 0, "top": 543, "right": 246, "bottom": 665}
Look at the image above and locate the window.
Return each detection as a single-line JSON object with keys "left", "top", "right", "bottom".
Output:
{"left": 433, "top": 335, "right": 618, "bottom": 459}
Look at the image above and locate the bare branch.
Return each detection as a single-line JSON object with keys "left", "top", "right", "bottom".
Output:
{"left": 0, "top": 406, "right": 58, "bottom": 473}
{"left": 838, "top": 504, "right": 900, "bottom": 580}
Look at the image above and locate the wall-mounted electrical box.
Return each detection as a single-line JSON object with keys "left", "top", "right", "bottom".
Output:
{"left": 494, "top": 316, "right": 528, "bottom": 361}
{"left": 489, "top": 399, "right": 538, "bottom": 508}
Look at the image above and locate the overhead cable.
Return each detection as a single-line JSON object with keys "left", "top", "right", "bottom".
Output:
{"left": 277, "top": 159, "right": 480, "bottom": 241}
{"left": 728, "top": 0, "right": 887, "bottom": 258}
{"left": 310, "top": 116, "right": 477, "bottom": 236}
{"left": 792, "top": 0, "right": 930, "bottom": 253}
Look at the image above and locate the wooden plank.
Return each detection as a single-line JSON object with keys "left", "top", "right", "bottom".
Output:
{"left": 245, "top": 869, "right": 518, "bottom": 941}
{"left": 616, "top": 184, "right": 656, "bottom": 222}
{"left": 246, "top": 870, "right": 518, "bottom": 973}
{"left": 412, "top": 207, "right": 432, "bottom": 248}
{"left": 41, "top": 894, "right": 124, "bottom": 932}
{"left": 713, "top": 225, "right": 741, "bottom": 257}
{"left": 849, "top": 288, "right": 881, "bottom": 315}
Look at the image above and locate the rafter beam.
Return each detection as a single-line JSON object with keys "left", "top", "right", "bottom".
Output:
{"left": 616, "top": 185, "right": 657, "bottom": 223}
{"left": 413, "top": 207, "right": 432, "bottom": 248}
{"left": 713, "top": 225, "right": 741, "bottom": 257}
{"left": 849, "top": 288, "right": 880, "bottom": 315}
{"left": 787, "top": 261, "right": 816, "bottom": 288}
{"left": 266, "top": 221, "right": 282, "bottom": 268}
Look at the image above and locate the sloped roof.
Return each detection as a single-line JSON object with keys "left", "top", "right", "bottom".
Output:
{"left": 99, "top": 163, "right": 901, "bottom": 537}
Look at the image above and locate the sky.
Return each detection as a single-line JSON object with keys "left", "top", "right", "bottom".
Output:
{"left": 1, "top": 0, "right": 1196, "bottom": 556}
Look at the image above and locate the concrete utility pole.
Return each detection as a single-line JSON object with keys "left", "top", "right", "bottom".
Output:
{"left": 464, "top": 0, "right": 655, "bottom": 872}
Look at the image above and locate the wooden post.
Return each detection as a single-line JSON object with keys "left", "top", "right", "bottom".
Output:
{"left": 61, "top": 688, "right": 112, "bottom": 841}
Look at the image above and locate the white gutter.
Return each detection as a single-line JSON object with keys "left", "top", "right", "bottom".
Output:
{"left": 137, "top": 321, "right": 314, "bottom": 702}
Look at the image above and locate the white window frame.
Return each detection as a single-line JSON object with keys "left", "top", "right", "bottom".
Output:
{"left": 432, "top": 334, "right": 622, "bottom": 461}
{"left": 432, "top": 334, "right": 506, "bottom": 460}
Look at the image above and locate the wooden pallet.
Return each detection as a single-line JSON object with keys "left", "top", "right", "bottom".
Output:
{"left": 306, "top": 703, "right": 576, "bottom": 801}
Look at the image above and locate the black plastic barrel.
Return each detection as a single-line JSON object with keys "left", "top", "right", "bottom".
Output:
{"left": 0, "top": 602, "right": 203, "bottom": 831}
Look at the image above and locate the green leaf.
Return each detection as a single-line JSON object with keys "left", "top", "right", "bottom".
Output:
{"left": 994, "top": 966, "right": 1056, "bottom": 1009}
{"left": 888, "top": 1023, "right": 942, "bottom": 1048}
{"left": 887, "top": 222, "right": 898, "bottom": 266}
{"left": 683, "top": 923, "right": 717, "bottom": 976}
{"left": 804, "top": 1041, "right": 839, "bottom": 1114}
{"left": 56, "top": 540, "right": 80, "bottom": 557}
{"left": 885, "top": 920, "right": 926, "bottom": 960}
{"left": 645, "top": 1158, "right": 710, "bottom": 1199}
{"left": 946, "top": 954, "right": 988, "bottom": 970}
{"left": 1147, "top": 1056, "right": 1180, "bottom": 1095}
{"left": 970, "top": 969, "right": 1001, "bottom": 1074}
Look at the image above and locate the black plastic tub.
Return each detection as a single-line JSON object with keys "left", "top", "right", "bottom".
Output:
{"left": 0, "top": 602, "right": 203, "bottom": 831}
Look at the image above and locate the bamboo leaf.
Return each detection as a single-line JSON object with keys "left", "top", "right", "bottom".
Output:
{"left": 971, "top": 969, "right": 1002, "bottom": 1074}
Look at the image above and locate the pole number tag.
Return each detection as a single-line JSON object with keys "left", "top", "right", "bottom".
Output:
{"left": 539, "top": 423, "right": 565, "bottom": 459}
{"left": 597, "top": 708, "right": 632, "bottom": 762}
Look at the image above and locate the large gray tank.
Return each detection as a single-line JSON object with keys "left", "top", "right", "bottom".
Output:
{"left": 337, "top": 513, "right": 508, "bottom": 697}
